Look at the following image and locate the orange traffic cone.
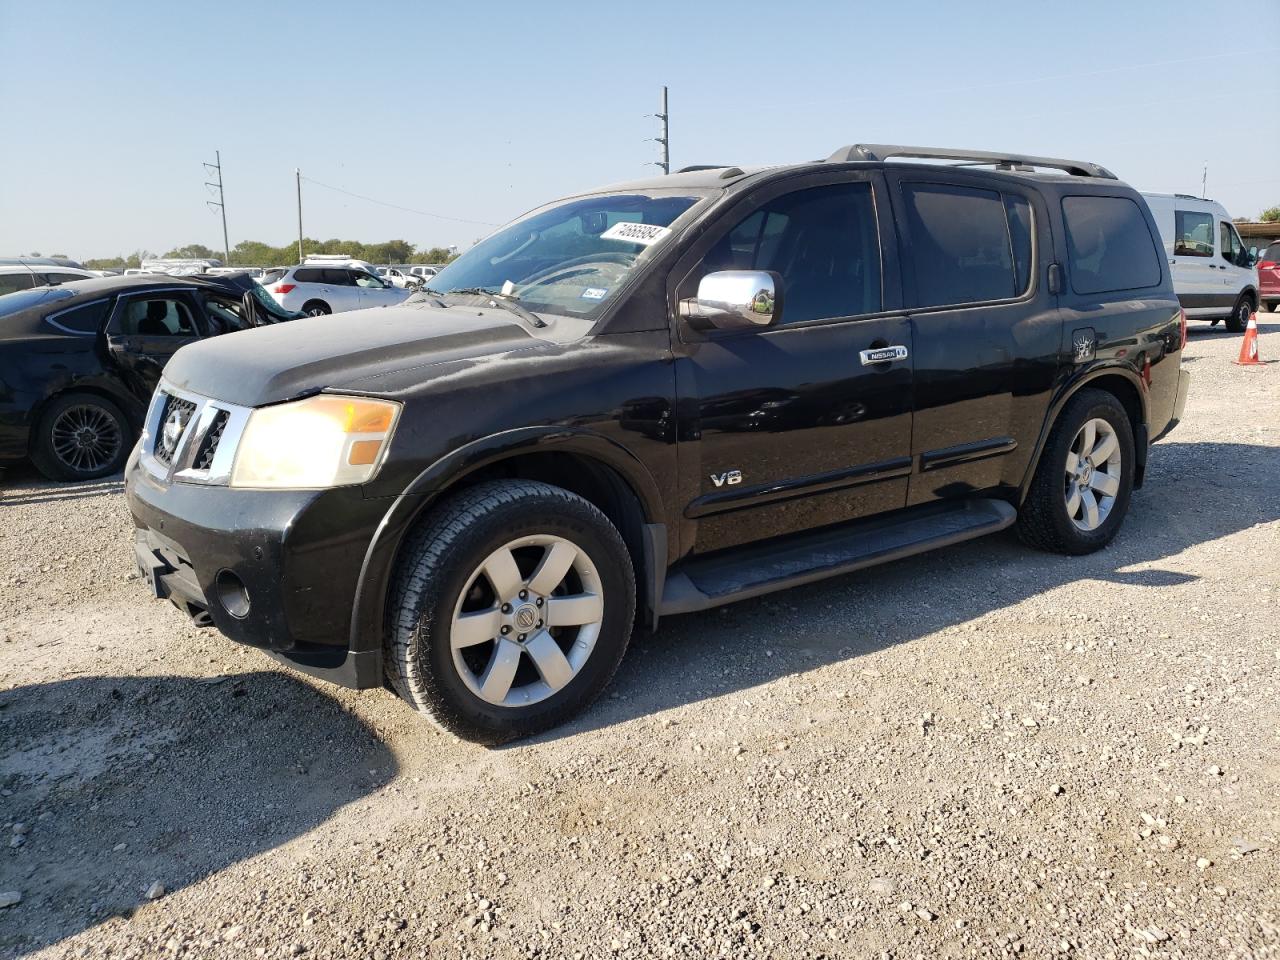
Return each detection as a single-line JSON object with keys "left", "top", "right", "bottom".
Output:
{"left": 1234, "top": 312, "right": 1264, "bottom": 366}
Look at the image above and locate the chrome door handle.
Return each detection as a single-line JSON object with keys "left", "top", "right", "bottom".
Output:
{"left": 860, "top": 345, "right": 909, "bottom": 365}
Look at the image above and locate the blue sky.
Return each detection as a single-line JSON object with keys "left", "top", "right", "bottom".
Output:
{"left": 1, "top": 0, "right": 1277, "bottom": 259}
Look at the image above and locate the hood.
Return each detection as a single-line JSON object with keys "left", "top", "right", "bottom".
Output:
{"left": 163, "top": 303, "right": 535, "bottom": 407}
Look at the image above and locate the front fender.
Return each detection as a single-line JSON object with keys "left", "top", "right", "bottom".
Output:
{"left": 347, "top": 426, "right": 665, "bottom": 653}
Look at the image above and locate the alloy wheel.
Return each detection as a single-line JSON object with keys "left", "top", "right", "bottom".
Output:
{"left": 1064, "top": 417, "right": 1121, "bottom": 532}
{"left": 450, "top": 534, "right": 604, "bottom": 707}
{"left": 50, "top": 404, "right": 122, "bottom": 474}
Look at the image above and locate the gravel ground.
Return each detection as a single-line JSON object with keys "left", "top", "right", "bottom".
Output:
{"left": 1, "top": 318, "right": 1277, "bottom": 959}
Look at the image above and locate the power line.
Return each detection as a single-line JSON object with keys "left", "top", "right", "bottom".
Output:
{"left": 298, "top": 176, "right": 500, "bottom": 227}
{"left": 202, "top": 150, "right": 229, "bottom": 264}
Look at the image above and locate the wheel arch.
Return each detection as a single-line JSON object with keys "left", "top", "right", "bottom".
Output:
{"left": 349, "top": 427, "right": 667, "bottom": 655}
{"left": 26, "top": 381, "right": 141, "bottom": 456}
{"left": 1019, "top": 366, "right": 1147, "bottom": 503}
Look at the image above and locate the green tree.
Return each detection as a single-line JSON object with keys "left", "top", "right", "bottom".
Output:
{"left": 1261, "top": 206, "right": 1280, "bottom": 223}
{"left": 162, "top": 243, "right": 218, "bottom": 260}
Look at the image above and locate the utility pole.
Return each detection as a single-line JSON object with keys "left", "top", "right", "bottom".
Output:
{"left": 296, "top": 168, "right": 304, "bottom": 262}
{"left": 203, "top": 150, "right": 229, "bottom": 265}
{"left": 651, "top": 86, "right": 669, "bottom": 175}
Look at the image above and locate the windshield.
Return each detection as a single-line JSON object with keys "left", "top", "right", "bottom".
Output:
{"left": 0, "top": 286, "right": 75, "bottom": 319}
{"left": 425, "top": 192, "right": 700, "bottom": 318}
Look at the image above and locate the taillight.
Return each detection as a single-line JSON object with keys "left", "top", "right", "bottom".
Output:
{"left": 273, "top": 283, "right": 296, "bottom": 294}
{"left": 1260, "top": 260, "right": 1277, "bottom": 270}
{"left": 1179, "top": 308, "right": 1187, "bottom": 350}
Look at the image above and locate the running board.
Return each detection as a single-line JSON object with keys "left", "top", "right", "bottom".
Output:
{"left": 659, "top": 498, "right": 1016, "bottom": 616}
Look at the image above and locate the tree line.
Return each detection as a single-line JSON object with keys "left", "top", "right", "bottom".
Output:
{"left": 82, "top": 239, "right": 458, "bottom": 271}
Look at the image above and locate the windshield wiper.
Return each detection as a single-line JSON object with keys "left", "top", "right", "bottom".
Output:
{"left": 443, "top": 287, "right": 547, "bottom": 328}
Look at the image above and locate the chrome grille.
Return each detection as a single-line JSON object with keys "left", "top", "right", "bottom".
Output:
{"left": 192, "top": 409, "right": 229, "bottom": 471}
{"left": 152, "top": 393, "right": 197, "bottom": 466}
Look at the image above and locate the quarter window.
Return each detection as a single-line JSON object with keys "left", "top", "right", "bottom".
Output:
{"left": 0, "top": 274, "right": 36, "bottom": 296}
{"left": 902, "top": 183, "right": 1024, "bottom": 307}
{"left": 46, "top": 299, "right": 111, "bottom": 335}
{"left": 1173, "top": 210, "right": 1214, "bottom": 257}
{"left": 700, "top": 181, "right": 882, "bottom": 324}
{"left": 1062, "top": 196, "right": 1162, "bottom": 295}
{"left": 293, "top": 268, "right": 324, "bottom": 283}
{"left": 43, "top": 272, "right": 89, "bottom": 285}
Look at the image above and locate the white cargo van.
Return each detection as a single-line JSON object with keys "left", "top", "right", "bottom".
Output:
{"left": 1141, "top": 193, "right": 1259, "bottom": 332}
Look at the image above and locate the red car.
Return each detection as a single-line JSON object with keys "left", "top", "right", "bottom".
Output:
{"left": 1259, "top": 240, "right": 1280, "bottom": 313}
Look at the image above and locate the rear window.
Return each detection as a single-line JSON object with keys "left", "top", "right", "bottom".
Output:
{"left": 46, "top": 299, "right": 111, "bottom": 335}
{"left": 1262, "top": 242, "right": 1280, "bottom": 263}
{"left": 1062, "top": 196, "right": 1162, "bottom": 295}
{"left": 0, "top": 286, "right": 75, "bottom": 317}
{"left": 902, "top": 183, "right": 1029, "bottom": 307}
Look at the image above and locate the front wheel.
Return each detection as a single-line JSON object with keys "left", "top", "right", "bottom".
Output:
{"left": 386, "top": 480, "right": 636, "bottom": 744}
{"left": 1225, "top": 294, "right": 1254, "bottom": 333}
{"left": 1016, "top": 389, "right": 1135, "bottom": 555}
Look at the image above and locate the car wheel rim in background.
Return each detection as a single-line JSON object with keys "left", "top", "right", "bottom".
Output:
{"left": 50, "top": 404, "right": 122, "bottom": 473}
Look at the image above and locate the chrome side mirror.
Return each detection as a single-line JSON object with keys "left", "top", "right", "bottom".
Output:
{"left": 680, "top": 270, "right": 781, "bottom": 330}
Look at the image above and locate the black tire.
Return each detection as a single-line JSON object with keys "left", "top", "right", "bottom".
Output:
{"left": 29, "top": 392, "right": 131, "bottom": 481}
{"left": 1016, "top": 389, "right": 1135, "bottom": 556}
{"left": 386, "top": 480, "right": 636, "bottom": 744}
{"left": 1224, "top": 293, "right": 1254, "bottom": 333}
{"left": 301, "top": 300, "right": 331, "bottom": 316}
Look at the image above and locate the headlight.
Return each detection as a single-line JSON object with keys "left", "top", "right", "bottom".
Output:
{"left": 229, "top": 395, "right": 401, "bottom": 489}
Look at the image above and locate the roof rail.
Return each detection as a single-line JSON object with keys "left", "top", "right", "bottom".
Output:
{"left": 826, "top": 144, "right": 1117, "bottom": 180}
{"left": 676, "top": 164, "right": 746, "bottom": 179}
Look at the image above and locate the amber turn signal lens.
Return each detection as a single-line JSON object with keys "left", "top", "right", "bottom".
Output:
{"left": 347, "top": 439, "right": 383, "bottom": 466}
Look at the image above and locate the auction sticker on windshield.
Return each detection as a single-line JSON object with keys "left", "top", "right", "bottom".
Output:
{"left": 601, "top": 222, "right": 671, "bottom": 246}
{"left": 581, "top": 287, "right": 608, "bottom": 300}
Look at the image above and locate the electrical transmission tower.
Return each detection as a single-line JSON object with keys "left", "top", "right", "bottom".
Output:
{"left": 203, "top": 151, "right": 229, "bottom": 264}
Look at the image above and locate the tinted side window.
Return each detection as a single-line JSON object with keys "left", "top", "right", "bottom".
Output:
{"left": 903, "top": 183, "right": 1017, "bottom": 307}
{"left": 703, "top": 181, "right": 882, "bottom": 324}
{"left": 46, "top": 299, "right": 112, "bottom": 335}
{"left": 1004, "top": 196, "right": 1034, "bottom": 296}
{"left": 1173, "top": 210, "right": 1213, "bottom": 257}
{"left": 293, "top": 268, "right": 324, "bottom": 283}
{"left": 119, "top": 298, "right": 198, "bottom": 336}
{"left": 0, "top": 274, "right": 36, "bottom": 296}
{"left": 325, "top": 269, "right": 355, "bottom": 285}
{"left": 1062, "top": 196, "right": 1163, "bottom": 295}
{"left": 43, "top": 272, "right": 88, "bottom": 285}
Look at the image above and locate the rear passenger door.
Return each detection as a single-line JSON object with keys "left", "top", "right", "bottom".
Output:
{"left": 105, "top": 291, "right": 206, "bottom": 404}
{"left": 887, "top": 173, "right": 1061, "bottom": 505}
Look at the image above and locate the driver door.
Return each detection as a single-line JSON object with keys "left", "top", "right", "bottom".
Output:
{"left": 105, "top": 291, "right": 205, "bottom": 404}
{"left": 353, "top": 269, "right": 404, "bottom": 307}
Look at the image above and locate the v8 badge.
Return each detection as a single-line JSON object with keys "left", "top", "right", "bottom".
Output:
{"left": 1071, "top": 328, "right": 1096, "bottom": 364}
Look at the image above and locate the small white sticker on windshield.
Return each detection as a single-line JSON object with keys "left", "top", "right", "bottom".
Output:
{"left": 581, "top": 287, "right": 608, "bottom": 300}
{"left": 600, "top": 221, "right": 671, "bottom": 246}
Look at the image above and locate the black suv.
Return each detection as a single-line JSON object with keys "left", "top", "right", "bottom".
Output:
{"left": 125, "top": 144, "right": 1190, "bottom": 743}
{"left": 0, "top": 273, "right": 297, "bottom": 480}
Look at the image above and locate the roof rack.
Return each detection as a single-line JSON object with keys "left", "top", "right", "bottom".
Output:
{"left": 825, "top": 144, "right": 1117, "bottom": 180}
{"left": 676, "top": 164, "right": 746, "bottom": 179}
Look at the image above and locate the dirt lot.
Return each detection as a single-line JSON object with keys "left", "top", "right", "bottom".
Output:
{"left": 1, "top": 318, "right": 1277, "bottom": 959}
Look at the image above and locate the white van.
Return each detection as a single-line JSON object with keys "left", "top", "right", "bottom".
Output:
{"left": 1141, "top": 193, "right": 1259, "bottom": 332}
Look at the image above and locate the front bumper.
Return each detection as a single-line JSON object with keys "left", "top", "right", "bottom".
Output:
{"left": 125, "top": 458, "right": 390, "bottom": 688}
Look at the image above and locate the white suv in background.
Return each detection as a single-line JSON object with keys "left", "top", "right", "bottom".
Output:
{"left": 263, "top": 257, "right": 413, "bottom": 316}
{"left": 1141, "top": 193, "right": 1259, "bottom": 332}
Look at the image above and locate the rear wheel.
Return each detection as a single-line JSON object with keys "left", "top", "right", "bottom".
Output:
{"left": 1016, "top": 389, "right": 1134, "bottom": 555}
{"left": 30, "top": 392, "right": 131, "bottom": 481}
{"left": 386, "top": 480, "right": 635, "bottom": 744}
{"left": 301, "top": 300, "right": 331, "bottom": 317}
{"left": 1225, "top": 293, "right": 1254, "bottom": 333}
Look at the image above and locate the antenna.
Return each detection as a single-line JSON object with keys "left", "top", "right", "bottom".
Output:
{"left": 203, "top": 150, "right": 230, "bottom": 265}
